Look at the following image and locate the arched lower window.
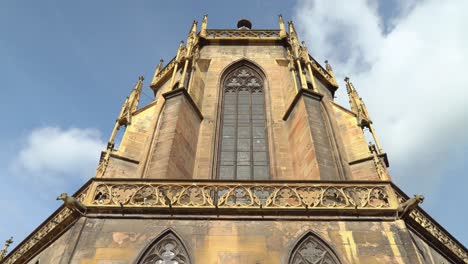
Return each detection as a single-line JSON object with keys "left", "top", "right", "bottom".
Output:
{"left": 136, "top": 230, "right": 191, "bottom": 264}
{"left": 289, "top": 232, "right": 342, "bottom": 264}
{"left": 218, "top": 65, "right": 269, "bottom": 180}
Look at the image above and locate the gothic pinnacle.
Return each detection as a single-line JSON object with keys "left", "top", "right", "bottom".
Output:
{"left": 325, "top": 60, "right": 332, "bottom": 72}
{"left": 279, "top": 15, "right": 286, "bottom": 38}
{"left": 190, "top": 20, "right": 197, "bottom": 34}
{"left": 325, "top": 60, "right": 337, "bottom": 85}
{"left": 344, "top": 76, "right": 384, "bottom": 154}
{"left": 200, "top": 14, "right": 208, "bottom": 37}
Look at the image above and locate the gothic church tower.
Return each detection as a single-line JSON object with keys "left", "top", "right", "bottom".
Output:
{"left": 2, "top": 16, "right": 467, "bottom": 264}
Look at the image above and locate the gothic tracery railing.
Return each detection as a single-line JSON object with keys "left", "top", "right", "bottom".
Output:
{"left": 205, "top": 29, "right": 281, "bottom": 39}
{"left": 89, "top": 181, "right": 394, "bottom": 210}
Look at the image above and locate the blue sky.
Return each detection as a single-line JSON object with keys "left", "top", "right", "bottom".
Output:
{"left": 1, "top": 0, "right": 467, "bottom": 249}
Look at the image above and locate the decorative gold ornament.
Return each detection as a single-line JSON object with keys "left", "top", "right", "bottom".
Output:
{"left": 345, "top": 77, "right": 384, "bottom": 154}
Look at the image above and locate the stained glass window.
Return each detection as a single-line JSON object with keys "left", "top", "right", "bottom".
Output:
{"left": 218, "top": 65, "right": 269, "bottom": 180}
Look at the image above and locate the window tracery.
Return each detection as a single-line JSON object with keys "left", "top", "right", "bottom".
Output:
{"left": 137, "top": 230, "right": 191, "bottom": 264}
{"left": 218, "top": 65, "right": 269, "bottom": 180}
{"left": 289, "top": 232, "right": 341, "bottom": 264}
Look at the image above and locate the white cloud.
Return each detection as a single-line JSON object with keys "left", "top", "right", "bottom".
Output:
{"left": 294, "top": 0, "right": 468, "bottom": 192}
{"left": 11, "top": 127, "right": 105, "bottom": 186}
{"left": 0, "top": 127, "right": 104, "bottom": 242}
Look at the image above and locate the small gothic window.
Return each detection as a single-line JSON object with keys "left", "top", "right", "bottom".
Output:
{"left": 289, "top": 232, "right": 341, "bottom": 264}
{"left": 218, "top": 65, "right": 270, "bottom": 180}
{"left": 136, "top": 230, "right": 191, "bottom": 264}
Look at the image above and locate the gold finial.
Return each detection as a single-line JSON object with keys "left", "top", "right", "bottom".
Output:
{"left": 170, "top": 41, "right": 185, "bottom": 88}
{"left": 344, "top": 77, "right": 370, "bottom": 125}
{"left": 200, "top": 14, "right": 208, "bottom": 37}
{"left": 185, "top": 21, "right": 199, "bottom": 57}
{"left": 156, "top": 59, "right": 164, "bottom": 74}
{"left": 288, "top": 21, "right": 296, "bottom": 34}
{"left": 344, "top": 77, "right": 354, "bottom": 94}
{"left": 180, "top": 20, "right": 200, "bottom": 90}
{"left": 345, "top": 77, "right": 384, "bottom": 154}
{"left": 0, "top": 237, "right": 13, "bottom": 261}
{"left": 97, "top": 76, "right": 144, "bottom": 177}
{"left": 286, "top": 49, "right": 295, "bottom": 71}
{"left": 325, "top": 60, "right": 337, "bottom": 85}
{"left": 152, "top": 59, "right": 164, "bottom": 83}
{"left": 300, "top": 41, "right": 311, "bottom": 63}
{"left": 151, "top": 59, "right": 164, "bottom": 86}
{"left": 299, "top": 41, "right": 318, "bottom": 92}
{"left": 325, "top": 60, "right": 332, "bottom": 72}
{"left": 175, "top": 41, "right": 185, "bottom": 62}
{"left": 126, "top": 76, "right": 144, "bottom": 118}
{"left": 287, "top": 49, "right": 299, "bottom": 93}
{"left": 190, "top": 20, "right": 197, "bottom": 34}
{"left": 369, "top": 144, "right": 389, "bottom": 180}
{"left": 279, "top": 15, "right": 286, "bottom": 38}
{"left": 287, "top": 21, "right": 300, "bottom": 57}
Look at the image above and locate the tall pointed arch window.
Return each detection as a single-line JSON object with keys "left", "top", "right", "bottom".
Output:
{"left": 218, "top": 65, "right": 270, "bottom": 180}
{"left": 289, "top": 232, "right": 342, "bottom": 264}
{"left": 136, "top": 230, "right": 191, "bottom": 264}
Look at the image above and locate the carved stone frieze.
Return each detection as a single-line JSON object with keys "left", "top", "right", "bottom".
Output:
{"left": 410, "top": 210, "right": 468, "bottom": 263}
{"left": 88, "top": 181, "right": 392, "bottom": 210}
{"left": 2, "top": 207, "right": 74, "bottom": 264}
{"left": 395, "top": 191, "right": 468, "bottom": 263}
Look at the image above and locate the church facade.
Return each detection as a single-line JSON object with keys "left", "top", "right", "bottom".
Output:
{"left": 2, "top": 16, "right": 467, "bottom": 264}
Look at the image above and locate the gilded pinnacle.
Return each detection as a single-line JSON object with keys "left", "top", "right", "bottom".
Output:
{"left": 279, "top": 15, "right": 286, "bottom": 39}
{"left": 325, "top": 60, "right": 333, "bottom": 72}
{"left": 200, "top": 15, "right": 208, "bottom": 37}
{"left": 190, "top": 20, "right": 197, "bottom": 33}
